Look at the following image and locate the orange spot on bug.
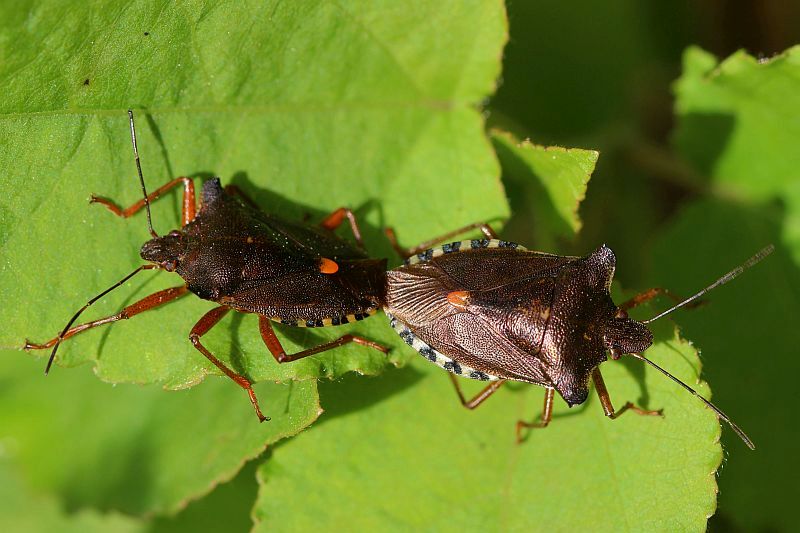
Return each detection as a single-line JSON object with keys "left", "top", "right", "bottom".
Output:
{"left": 447, "top": 290, "right": 470, "bottom": 309}
{"left": 319, "top": 257, "right": 339, "bottom": 274}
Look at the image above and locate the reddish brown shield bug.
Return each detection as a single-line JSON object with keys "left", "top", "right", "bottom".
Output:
{"left": 24, "top": 110, "right": 389, "bottom": 421}
{"left": 384, "top": 224, "right": 772, "bottom": 449}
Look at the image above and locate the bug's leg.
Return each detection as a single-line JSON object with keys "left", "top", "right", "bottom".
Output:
{"left": 618, "top": 287, "right": 701, "bottom": 314}
{"left": 190, "top": 307, "right": 268, "bottom": 422}
{"left": 385, "top": 222, "right": 498, "bottom": 260}
{"left": 223, "top": 184, "right": 260, "bottom": 210}
{"left": 447, "top": 373, "right": 506, "bottom": 409}
{"left": 592, "top": 368, "right": 663, "bottom": 419}
{"left": 258, "top": 316, "right": 387, "bottom": 363}
{"left": 92, "top": 177, "right": 196, "bottom": 226}
{"left": 24, "top": 286, "right": 188, "bottom": 350}
{"left": 515, "top": 387, "right": 555, "bottom": 443}
{"left": 320, "top": 208, "right": 366, "bottom": 249}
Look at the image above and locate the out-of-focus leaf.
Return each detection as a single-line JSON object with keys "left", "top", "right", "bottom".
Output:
{"left": 674, "top": 46, "right": 800, "bottom": 198}
{"left": 491, "top": 129, "right": 597, "bottom": 249}
{"left": 0, "top": 0, "right": 509, "bottom": 388}
{"left": 0, "top": 459, "right": 145, "bottom": 533}
{"left": 148, "top": 461, "right": 260, "bottom": 533}
{"left": 674, "top": 45, "right": 800, "bottom": 261}
{"left": 253, "top": 322, "right": 722, "bottom": 532}
{"left": 0, "top": 355, "right": 319, "bottom": 516}
{"left": 662, "top": 45, "right": 800, "bottom": 531}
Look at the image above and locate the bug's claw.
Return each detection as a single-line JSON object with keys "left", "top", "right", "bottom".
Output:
{"left": 22, "top": 339, "right": 43, "bottom": 351}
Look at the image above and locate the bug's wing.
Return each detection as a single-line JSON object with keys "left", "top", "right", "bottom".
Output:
{"left": 221, "top": 258, "right": 386, "bottom": 323}
{"left": 386, "top": 263, "right": 557, "bottom": 386}
{"left": 423, "top": 310, "right": 553, "bottom": 385}
{"left": 431, "top": 248, "right": 577, "bottom": 291}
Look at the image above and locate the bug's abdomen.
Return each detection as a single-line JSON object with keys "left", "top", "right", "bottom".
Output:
{"left": 388, "top": 314, "right": 499, "bottom": 381}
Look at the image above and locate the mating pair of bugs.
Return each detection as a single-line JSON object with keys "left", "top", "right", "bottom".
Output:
{"left": 25, "top": 111, "right": 771, "bottom": 448}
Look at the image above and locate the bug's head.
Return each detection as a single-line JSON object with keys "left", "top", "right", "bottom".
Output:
{"left": 140, "top": 230, "right": 186, "bottom": 271}
{"left": 576, "top": 245, "right": 654, "bottom": 359}
{"left": 602, "top": 313, "right": 653, "bottom": 359}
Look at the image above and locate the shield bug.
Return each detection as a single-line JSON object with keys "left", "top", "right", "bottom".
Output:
{"left": 24, "top": 110, "right": 388, "bottom": 421}
{"left": 384, "top": 224, "right": 772, "bottom": 448}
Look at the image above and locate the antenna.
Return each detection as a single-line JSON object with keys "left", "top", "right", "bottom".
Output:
{"left": 128, "top": 110, "right": 158, "bottom": 238}
{"left": 643, "top": 245, "right": 774, "bottom": 324}
{"left": 629, "top": 352, "right": 754, "bottom": 449}
{"left": 45, "top": 265, "right": 157, "bottom": 374}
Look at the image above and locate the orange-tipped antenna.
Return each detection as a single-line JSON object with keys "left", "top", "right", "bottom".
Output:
{"left": 45, "top": 265, "right": 157, "bottom": 374}
{"left": 629, "top": 352, "right": 754, "bottom": 449}
{"left": 643, "top": 245, "right": 774, "bottom": 325}
{"left": 128, "top": 110, "right": 158, "bottom": 239}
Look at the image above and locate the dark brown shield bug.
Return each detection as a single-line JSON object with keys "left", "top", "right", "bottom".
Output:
{"left": 384, "top": 224, "right": 772, "bottom": 448}
{"left": 24, "top": 111, "right": 389, "bottom": 421}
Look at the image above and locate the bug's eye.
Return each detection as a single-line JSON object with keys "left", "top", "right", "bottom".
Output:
{"left": 163, "top": 260, "right": 178, "bottom": 272}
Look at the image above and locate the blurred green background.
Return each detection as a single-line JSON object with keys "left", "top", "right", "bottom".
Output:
{"left": 1, "top": 1, "right": 798, "bottom": 531}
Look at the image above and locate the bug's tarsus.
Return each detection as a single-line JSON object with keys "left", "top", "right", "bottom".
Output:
{"left": 643, "top": 245, "right": 774, "bottom": 324}
{"left": 128, "top": 109, "right": 159, "bottom": 239}
{"left": 629, "top": 352, "right": 755, "bottom": 449}
{"left": 44, "top": 264, "right": 159, "bottom": 374}
{"left": 592, "top": 368, "right": 663, "bottom": 419}
{"left": 516, "top": 387, "right": 555, "bottom": 444}
{"left": 447, "top": 373, "right": 506, "bottom": 410}
{"left": 190, "top": 306, "right": 269, "bottom": 422}
{"left": 25, "top": 286, "right": 188, "bottom": 351}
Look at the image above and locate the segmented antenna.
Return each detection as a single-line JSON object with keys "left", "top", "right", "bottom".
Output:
{"left": 128, "top": 110, "right": 158, "bottom": 238}
{"left": 643, "top": 245, "right": 774, "bottom": 324}
{"left": 629, "top": 352, "right": 754, "bottom": 449}
{"left": 45, "top": 265, "right": 157, "bottom": 374}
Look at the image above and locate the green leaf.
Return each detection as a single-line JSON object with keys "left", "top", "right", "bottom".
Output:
{"left": 0, "top": 1, "right": 509, "bottom": 388}
{"left": 663, "top": 45, "right": 800, "bottom": 532}
{"left": 0, "top": 354, "right": 320, "bottom": 516}
{"left": 253, "top": 322, "right": 722, "bottom": 531}
{"left": 0, "top": 459, "right": 145, "bottom": 533}
{"left": 650, "top": 201, "right": 795, "bottom": 533}
{"left": 491, "top": 129, "right": 597, "bottom": 249}
{"left": 674, "top": 45, "right": 800, "bottom": 260}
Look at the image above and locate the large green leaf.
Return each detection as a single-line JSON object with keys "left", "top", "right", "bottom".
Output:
{"left": 253, "top": 321, "right": 722, "bottom": 531}
{"left": 0, "top": 1, "right": 509, "bottom": 389}
{"left": 662, "top": 45, "right": 800, "bottom": 532}
{"left": 0, "top": 355, "right": 319, "bottom": 516}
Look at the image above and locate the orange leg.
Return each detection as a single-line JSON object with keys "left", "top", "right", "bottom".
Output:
{"left": 618, "top": 287, "right": 701, "bottom": 315}
{"left": 592, "top": 368, "right": 663, "bottom": 419}
{"left": 258, "top": 315, "right": 387, "bottom": 363}
{"left": 516, "top": 387, "right": 556, "bottom": 443}
{"left": 24, "top": 285, "right": 188, "bottom": 350}
{"left": 190, "top": 307, "right": 267, "bottom": 422}
{"left": 447, "top": 373, "right": 506, "bottom": 409}
{"left": 385, "top": 222, "right": 499, "bottom": 260}
{"left": 92, "top": 176, "right": 196, "bottom": 226}
{"left": 320, "top": 207, "right": 366, "bottom": 249}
